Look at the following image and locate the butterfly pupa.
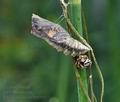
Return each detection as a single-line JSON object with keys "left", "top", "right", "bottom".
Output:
{"left": 31, "top": 14, "right": 92, "bottom": 68}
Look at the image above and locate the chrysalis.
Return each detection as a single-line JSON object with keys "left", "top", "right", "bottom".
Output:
{"left": 31, "top": 14, "right": 92, "bottom": 68}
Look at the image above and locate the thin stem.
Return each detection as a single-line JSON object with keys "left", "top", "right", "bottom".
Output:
{"left": 60, "top": 0, "right": 91, "bottom": 102}
{"left": 60, "top": 0, "right": 104, "bottom": 102}
{"left": 69, "top": 13, "right": 104, "bottom": 102}
{"left": 91, "top": 51, "right": 104, "bottom": 102}
{"left": 89, "top": 75, "right": 94, "bottom": 102}
{"left": 75, "top": 69, "right": 91, "bottom": 102}
{"left": 82, "top": 10, "right": 97, "bottom": 102}
{"left": 89, "top": 75, "right": 97, "bottom": 102}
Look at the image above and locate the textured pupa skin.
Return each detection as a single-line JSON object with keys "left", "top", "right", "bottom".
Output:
{"left": 31, "top": 14, "right": 90, "bottom": 57}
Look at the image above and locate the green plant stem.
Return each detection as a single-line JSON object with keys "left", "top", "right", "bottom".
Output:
{"left": 60, "top": 0, "right": 104, "bottom": 102}
{"left": 65, "top": 11, "right": 104, "bottom": 102}
{"left": 60, "top": 0, "right": 90, "bottom": 102}
{"left": 91, "top": 51, "right": 104, "bottom": 102}
{"left": 69, "top": 0, "right": 89, "bottom": 102}
{"left": 75, "top": 69, "right": 91, "bottom": 102}
{"left": 82, "top": 10, "right": 97, "bottom": 102}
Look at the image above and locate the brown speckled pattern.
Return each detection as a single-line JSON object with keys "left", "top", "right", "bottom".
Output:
{"left": 31, "top": 14, "right": 92, "bottom": 68}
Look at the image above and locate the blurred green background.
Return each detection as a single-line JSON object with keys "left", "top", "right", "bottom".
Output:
{"left": 0, "top": 0, "right": 120, "bottom": 102}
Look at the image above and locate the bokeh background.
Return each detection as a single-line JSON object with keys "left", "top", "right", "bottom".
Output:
{"left": 0, "top": 0, "right": 120, "bottom": 102}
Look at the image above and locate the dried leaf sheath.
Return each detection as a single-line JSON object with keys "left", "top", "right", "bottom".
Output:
{"left": 31, "top": 14, "right": 90, "bottom": 57}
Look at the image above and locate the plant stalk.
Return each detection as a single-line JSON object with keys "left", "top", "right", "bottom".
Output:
{"left": 60, "top": 0, "right": 104, "bottom": 102}
{"left": 69, "top": 0, "right": 89, "bottom": 102}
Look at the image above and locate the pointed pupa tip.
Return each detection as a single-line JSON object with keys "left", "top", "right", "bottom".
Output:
{"left": 32, "top": 13, "right": 40, "bottom": 19}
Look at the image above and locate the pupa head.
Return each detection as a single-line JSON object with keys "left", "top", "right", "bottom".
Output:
{"left": 31, "top": 14, "right": 54, "bottom": 38}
